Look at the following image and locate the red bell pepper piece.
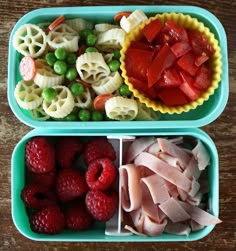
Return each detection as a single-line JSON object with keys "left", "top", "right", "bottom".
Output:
{"left": 188, "top": 30, "right": 215, "bottom": 57}
{"left": 171, "top": 41, "right": 192, "bottom": 58}
{"left": 193, "top": 65, "right": 212, "bottom": 91}
{"left": 155, "top": 67, "right": 182, "bottom": 90}
{"left": 165, "top": 20, "right": 189, "bottom": 42}
{"left": 177, "top": 52, "right": 199, "bottom": 76}
{"left": 194, "top": 53, "right": 209, "bottom": 67}
{"left": 158, "top": 87, "right": 189, "bottom": 106}
{"left": 142, "top": 18, "right": 162, "bottom": 43}
{"left": 128, "top": 77, "right": 159, "bottom": 100}
{"left": 179, "top": 71, "right": 200, "bottom": 101}
{"left": 125, "top": 48, "right": 154, "bottom": 81}
{"left": 147, "top": 43, "right": 176, "bottom": 87}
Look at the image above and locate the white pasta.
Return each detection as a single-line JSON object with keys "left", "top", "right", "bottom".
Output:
{"left": 42, "top": 85, "right": 75, "bottom": 118}
{"left": 65, "top": 18, "right": 93, "bottom": 34}
{"left": 92, "top": 71, "right": 123, "bottom": 95}
{"left": 96, "top": 28, "right": 126, "bottom": 52}
{"left": 14, "top": 80, "right": 43, "bottom": 110}
{"left": 13, "top": 24, "right": 47, "bottom": 58}
{"left": 94, "top": 23, "right": 119, "bottom": 33}
{"left": 135, "top": 101, "right": 161, "bottom": 121}
{"left": 29, "top": 105, "right": 50, "bottom": 121}
{"left": 46, "top": 23, "right": 79, "bottom": 52}
{"left": 34, "top": 59, "right": 64, "bottom": 88}
{"left": 74, "top": 87, "right": 92, "bottom": 108}
{"left": 76, "top": 52, "right": 110, "bottom": 84}
{"left": 105, "top": 96, "right": 138, "bottom": 121}
{"left": 120, "top": 9, "right": 148, "bottom": 33}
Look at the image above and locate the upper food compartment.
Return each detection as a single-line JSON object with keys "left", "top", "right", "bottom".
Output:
{"left": 8, "top": 5, "right": 228, "bottom": 130}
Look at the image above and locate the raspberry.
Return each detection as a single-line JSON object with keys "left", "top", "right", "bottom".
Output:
{"left": 30, "top": 205, "right": 65, "bottom": 234}
{"left": 65, "top": 200, "right": 93, "bottom": 231}
{"left": 85, "top": 190, "right": 118, "bottom": 221}
{"left": 21, "top": 183, "right": 57, "bottom": 209}
{"left": 55, "top": 137, "right": 83, "bottom": 169}
{"left": 56, "top": 168, "right": 88, "bottom": 202}
{"left": 84, "top": 137, "right": 116, "bottom": 165}
{"left": 86, "top": 158, "right": 117, "bottom": 191}
{"left": 28, "top": 170, "right": 56, "bottom": 188}
{"left": 25, "top": 136, "right": 55, "bottom": 173}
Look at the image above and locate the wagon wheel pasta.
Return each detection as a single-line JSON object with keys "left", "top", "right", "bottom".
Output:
{"left": 12, "top": 24, "right": 47, "bottom": 58}
{"left": 94, "top": 23, "right": 119, "bottom": 33}
{"left": 64, "top": 18, "right": 93, "bottom": 34}
{"left": 105, "top": 96, "right": 138, "bottom": 121}
{"left": 42, "top": 85, "right": 75, "bottom": 118}
{"left": 92, "top": 71, "right": 123, "bottom": 95}
{"left": 29, "top": 105, "right": 50, "bottom": 121}
{"left": 74, "top": 87, "right": 93, "bottom": 108}
{"left": 33, "top": 59, "right": 64, "bottom": 88}
{"left": 135, "top": 101, "right": 161, "bottom": 121}
{"left": 76, "top": 52, "right": 110, "bottom": 84}
{"left": 14, "top": 80, "right": 43, "bottom": 110}
{"left": 96, "top": 28, "right": 126, "bottom": 52}
{"left": 46, "top": 23, "right": 79, "bottom": 52}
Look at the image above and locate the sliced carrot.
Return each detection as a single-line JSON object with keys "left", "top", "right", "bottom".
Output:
{"left": 93, "top": 94, "right": 114, "bottom": 111}
{"left": 114, "top": 11, "right": 132, "bottom": 23}
{"left": 46, "top": 15, "right": 65, "bottom": 33}
{"left": 19, "top": 56, "right": 36, "bottom": 81}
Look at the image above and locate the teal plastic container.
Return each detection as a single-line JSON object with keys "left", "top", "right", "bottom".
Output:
{"left": 11, "top": 128, "right": 219, "bottom": 242}
{"left": 7, "top": 5, "right": 228, "bottom": 130}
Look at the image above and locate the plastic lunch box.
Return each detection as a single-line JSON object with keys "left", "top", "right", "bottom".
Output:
{"left": 9, "top": 5, "right": 228, "bottom": 242}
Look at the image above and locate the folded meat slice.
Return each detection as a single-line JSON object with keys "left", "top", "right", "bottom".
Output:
{"left": 142, "top": 216, "right": 168, "bottom": 236}
{"left": 134, "top": 152, "right": 192, "bottom": 193}
{"left": 159, "top": 197, "right": 191, "bottom": 223}
{"left": 146, "top": 141, "right": 160, "bottom": 155}
{"left": 120, "top": 164, "right": 142, "bottom": 212}
{"left": 192, "top": 140, "right": 210, "bottom": 170}
{"left": 158, "top": 138, "right": 191, "bottom": 169}
{"left": 142, "top": 174, "right": 170, "bottom": 204}
{"left": 184, "top": 156, "right": 201, "bottom": 180}
{"left": 178, "top": 201, "right": 222, "bottom": 225}
{"left": 158, "top": 152, "right": 183, "bottom": 172}
{"left": 124, "top": 136, "right": 156, "bottom": 163}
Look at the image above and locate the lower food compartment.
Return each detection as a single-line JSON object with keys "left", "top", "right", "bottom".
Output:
{"left": 11, "top": 128, "right": 220, "bottom": 241}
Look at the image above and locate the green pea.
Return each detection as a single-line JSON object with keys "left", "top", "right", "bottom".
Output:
{"left": 86, "top": 33, "right": 97, "bottom": 47}
{"left": 91, "top": 110, "right": 103, "bottom": 121}
{"left": 42, "top": 88, "right": 57, "bottom": 101}
{"left": 54, "top": 60, "right": 67, "bottom": 75}
{"left": 113, "top": 50, "right": 121, "bottom": 60}
{"left": 108, "top": 59, "right": 120, "bottom": 72}
{"left": 70, "top": 82, "right": 84, "bottom": 96}
{"left": 66, "top": 67, "right": 77, "bottom": 81}
{"left": 55, "top": 48, "right": 67, "bottom": 60}
{"left": 80, "top": 29, "right": 93, "bottom": 41}
{"left": 78, "top": 109, "right": 91, "bottom": 121}
{"left": 45, "top": 52, "right": 57, "bottom": 66}
{"left": 66, "top": 54, "right": 77, "bottom": 65}
{"left": 119, "top": 84, "right": 132, "bottom": 96}
{"left": 64, "top": 113, "right": 78, "bottom": 121}
{"left": 85, "top": 47, "right": 98, "bottom": 53}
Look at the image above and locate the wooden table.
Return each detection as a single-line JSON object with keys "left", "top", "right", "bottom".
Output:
{"left": 1, "top": 0, "right": 235, "bottom": 250}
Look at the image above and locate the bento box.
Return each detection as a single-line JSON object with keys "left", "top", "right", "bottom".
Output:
{"left": 11, "top": 128, "right": 220, "bottom": 242}
{"left": 7, "top": 5, "right": 228, "bottom": 130}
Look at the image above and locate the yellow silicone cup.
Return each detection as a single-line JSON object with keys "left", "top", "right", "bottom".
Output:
{"left": 120, "top": 12, "right": 222, "bottom": 114}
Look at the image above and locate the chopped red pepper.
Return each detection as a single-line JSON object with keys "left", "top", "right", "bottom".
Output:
{"left": 158, "top": 87, "right": 189, "bottom": 106}
{"left": 142, "top": 18, "right": 162, "bottom": 43}
{"left": 179, "top": 71, "right": 200, "bottom": 101}
{"left": 177, "top": 52, "right": 199, "bottom": 76}
{"left": 195, "top": 53, "right": 209, "bottom": 67}
{"left": 165, "top": 20, "right": 189, "bottom": 42}
{"left": 147, "top": 43, "right": 176, "bottom": 87}
{"left": 171, "top": 41, "right": 192, "bottom": 58}
{"left": 125, "top": 48, "right": 154, "bottom": 81}
{"left": 193, "top": 65, "right": 212, "bottom": 91}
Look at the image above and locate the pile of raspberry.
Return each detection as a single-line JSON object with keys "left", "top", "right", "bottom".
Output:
{"left": 21, "top": 136, "right": 118, "bottom": 234}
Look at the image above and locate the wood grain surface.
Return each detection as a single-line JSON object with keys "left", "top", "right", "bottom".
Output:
{"left": 0, "top": 0, "right": 235, "bottom": 250}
